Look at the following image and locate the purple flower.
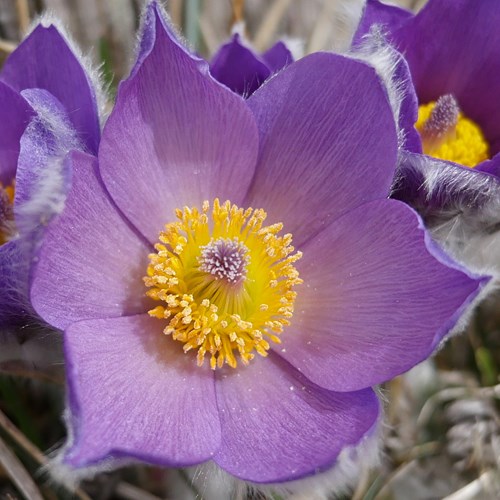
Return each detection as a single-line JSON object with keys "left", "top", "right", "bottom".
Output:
{"left": 354, "top": 0, "right": 500, "bottom": 177}
{"left": 31, "top": 3, "right": 486, "bottom": 487}
{"left": 354, "top": 1, "right": 500, "bottom": 276}
{"left": 209, "top": 34, "right": 293, "bottom": 97}
{"left": 0, "top": 21, "right": 101, "bottom": 335}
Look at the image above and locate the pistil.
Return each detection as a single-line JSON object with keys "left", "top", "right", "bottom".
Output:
{"left": 416, "top": 94, "right": 489, "bottom": 167}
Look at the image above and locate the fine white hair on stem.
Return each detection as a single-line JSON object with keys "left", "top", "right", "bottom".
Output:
{"left": 27, "top": 11, "right": 108, "bottom": 128}
{"left": 348, "top": 28, "right": 409, "bottom": 150}
{"left": 185, "top": 423, "right": 383, "bottom": 500}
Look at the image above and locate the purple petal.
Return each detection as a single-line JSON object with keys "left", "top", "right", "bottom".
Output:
{"left": 0, "top": 24, "right": 100, "bottom": 154}
{"left": 245, "top": 52, "right": 398, "bottom": 246}
{"left": 0, "top": 239, "right": 32, "bottom": 329}
{"left": 31, "top": 151, "right": 151, "bottom": 331}
{"left": 99, "top": 4, "right": 259, "bottom": 244}
{"left": 352, "top": 0, "right": 413, "bottom": 46}
{"left": 63, "top": 314, "right": 220, "bottom": 468}
{"left": 210, "top": 34, "right": 271, "bottom": 97}
{"left": 0, "top": 81, "right": 33, "bottom": 184}
{"left": 213, "top": 354, "right": 379, "bottom": 483}
{"left": 388, "top": 0, "right": 500, "bottom": 153}
{"left": 276, "top": 199, "right": 486, "bottom": 392}
{"left": 14, "top": 89, "right": 79, "bottom": 235}
{"left": 393, "top": 151, "right": 500, "bottom": 219}
{"left": 477, "top": 152, "right": 500, "bottom": 179}
{"left": 262, "top": 41, "right": 294, "bottom": 73}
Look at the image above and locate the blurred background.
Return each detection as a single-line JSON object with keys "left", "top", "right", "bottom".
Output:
{"left": 1, "top": 1, "right": 499, "bottom": 499}
{"left": 1, "top": 0, "right": 428, "bottom": 83}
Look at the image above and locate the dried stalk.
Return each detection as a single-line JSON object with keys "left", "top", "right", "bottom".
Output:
{"left": 253, "top": 0, "right": 292, "bottom": 51}
{"left": 0, "top": 38, "right": 17, "bottom": 53}
{"left": 0, "top": 408, "right": 91, "bottom": 500}
{"left": 169, "top": 0, "right": 183, "bottom": 28}
{"left": 307, "top": 0, "right": 337, "bottom": 54}
{"left": 442, "top": 471, "right": 500, "bottom": 500}
{"left": 231, "top": 0, "right": 245, "bottom": 24}
{"left": 0, "top": 433, "right": 44, "bottom": 500}
{"left": 15, "top": 0, "right": 30, "bottom": 35}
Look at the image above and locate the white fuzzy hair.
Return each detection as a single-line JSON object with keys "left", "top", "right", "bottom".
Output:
{"left": 394, "top": 152, "right": 500, "bottom": 279}
{"left": 348, "top": 29, "right": 409, "bottom": 150}
{"left": 40, "top": 407, "right": 137, "bottom": 491}
{"left": 15, "top": 92, "right": 81, "bottom": 237}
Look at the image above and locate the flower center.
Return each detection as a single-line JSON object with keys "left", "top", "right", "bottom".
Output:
{"left": 144, "top": 199, "right": 302, "bottom": 370}
{"left": 0, "top": 181, "right": 15, "bottom": 245}
{"left": 198, "top": 237, "right": 249, "bottom": 284}
{"left": 416, "top": 94, "right": 489, "bottom": 167}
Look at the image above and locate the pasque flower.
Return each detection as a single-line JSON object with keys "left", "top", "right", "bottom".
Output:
{"left": 210, "top": 33, "right": 293, "bottom": 97}
{"left": 31, "top": 2, "right": 486, "bottom": 486}
{"left": 354, "top": 0, "right": 500, "bottom": 177}
{"left": 0, "top": 21, "right": 101, "bottom": 347}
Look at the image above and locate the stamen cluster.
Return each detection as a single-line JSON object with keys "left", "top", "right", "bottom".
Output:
{"left": 144, "top": 199, "right": 302, "bottom": 369}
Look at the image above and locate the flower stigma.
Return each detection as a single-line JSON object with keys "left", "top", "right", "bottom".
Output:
{"left": 416, "top": 94, "right": 489, "bottom": 167}
{"left": 144, "top": 199, "right": 303, "bottom": 370}
{"left": 0, "top": 181, "right": 15, "bottom": 245}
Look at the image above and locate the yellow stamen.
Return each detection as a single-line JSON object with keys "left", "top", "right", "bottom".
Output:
{"left": 0, "top": 181, "right": 15, "bottom": 245}
{"left": 144, "top": 199, "right": 302, "bottom": 369}
{"left": 416, "top": 96, "right": 489, "bottom": 168}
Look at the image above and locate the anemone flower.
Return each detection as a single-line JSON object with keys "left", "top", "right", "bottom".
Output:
{"left": 0, "top": 21, "right": 101, "bottom": 362}
{"left": 354, "top": 0, "right": 500, "bottom": 177}
{"left": 31, "top": 2, "right": 487, "bottom": 491}
{"left": 210, "top": 33, "right": 293, "bottom": 97}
